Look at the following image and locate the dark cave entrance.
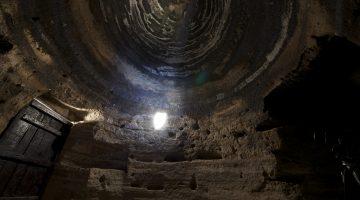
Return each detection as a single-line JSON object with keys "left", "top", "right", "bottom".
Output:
{"left": 261, "top": 36, "right": 360, "bottom": 199}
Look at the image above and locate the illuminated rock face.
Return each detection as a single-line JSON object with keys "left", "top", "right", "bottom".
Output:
{"left": 0, "top": 0, "right": 359, "bottom": 199}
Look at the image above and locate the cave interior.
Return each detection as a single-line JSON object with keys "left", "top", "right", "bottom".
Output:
{"left": 0, "top": 0, "right": 360, "bottom": 199}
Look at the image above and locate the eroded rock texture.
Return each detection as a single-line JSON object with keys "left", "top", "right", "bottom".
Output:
{"left": 0, "top": 0, "right": 359, "bottom": 199}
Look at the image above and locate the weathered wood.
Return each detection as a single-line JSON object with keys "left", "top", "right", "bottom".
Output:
{"left": 15, "top": 124, "right": 40, "bottom": 155}
{"left": 24, "top": 129, "right": 56, "bottom": 162}
{"left": 0, "top": 151, "right": 52, "bottom": 168}
{"left": 2, "top": 164, "right": 27, "bottom": 196}
{"left": 31, "top": 99, "right": 72, "bottom": 125}
{"left": 0, "top": 101, "right": 71, "bottom": 198}
{"left": 21, "top": 115, "right": 62, "bottom": 137}
{"left": 0, "top": 161, "right": 17, "bottom": 194}
{"left": 0, "top": 196, "right": 39, "bottom": 199}
{"left": 50, "top": 118, "right": 64, "bottom": 130}
{"left": 17, "top": 166, "right": 47, "bottom": 196}
{"left": 0, "top": 116, "right": 32, "bottom": 150}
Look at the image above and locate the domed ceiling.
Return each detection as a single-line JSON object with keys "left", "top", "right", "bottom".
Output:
{"left": 11, "top": 0, "right": 297, "bottom": 114}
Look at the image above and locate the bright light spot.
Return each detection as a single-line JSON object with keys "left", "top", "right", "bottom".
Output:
{"left": 153, "top": 112, "right": 168, "bottom": 130}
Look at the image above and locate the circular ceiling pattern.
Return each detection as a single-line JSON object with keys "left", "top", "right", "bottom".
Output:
{"left": 16, "top": 0, "right": 297, "bottom": 114}
{"left": 96, "top": 0, "right": 235, "bottom": 78}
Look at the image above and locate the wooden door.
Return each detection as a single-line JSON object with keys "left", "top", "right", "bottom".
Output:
{"left": 0, "top": 100, "right": 71, "bottom": 199}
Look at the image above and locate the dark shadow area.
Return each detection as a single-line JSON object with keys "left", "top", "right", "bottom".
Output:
{"left": 0, "top": 35, "right": 13, "bottom": 54}
{"left": 261, "top": 36, "right": 360, "bottom": 199}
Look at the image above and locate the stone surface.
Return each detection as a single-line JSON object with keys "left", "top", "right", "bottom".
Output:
{"left": 44, "top": 115, "right": 299, "bottom": 199}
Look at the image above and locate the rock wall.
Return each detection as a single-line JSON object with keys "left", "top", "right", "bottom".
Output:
{"left": 44, "top": 110, "right": 301, "bottom": 200}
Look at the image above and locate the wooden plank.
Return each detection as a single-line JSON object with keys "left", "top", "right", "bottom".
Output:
{"left": 49, "top": 118, "right": 64, "bottom": 132}
{"left": 0, "top": 117, "right": 32, "bottom": 150}
{"left": 22, "top": 114, "right": 58, "bottom": 162}
{"left": 2, "top": 107, "right": 45, "bottom": 154}
{"left": 17, "top": 166, "right": 47, "bottom": 196}
{"left": 24, "top": 129, "right": 56, "bottom": 162}
{"left": 21, "top": 115, "right": 62, "bottom": 137}
{"left": 0, "top": 161, "right": 17, "bottom": 195}
{"left": 0, "top": 151, "right": 52, "bottom": 168}
{"left": 31, "top": 100, "right": 72, "bottom": 125}
{"left": 47, "top": 117, "right": 65, "bottom": 153}
{"left": 2, "top": 164, "right": 27, "bottom": 196}
{"left": 22, "top": 107, "right": 42, "bottom": 121}
{"left": 15, "top": 119, "right": 41, "bottom": 155}
{"left": 0, "top": 196, "right": 39, "bottom": 199}
{"left": 24, "top": 116, "right": 67, "bottom": 162}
